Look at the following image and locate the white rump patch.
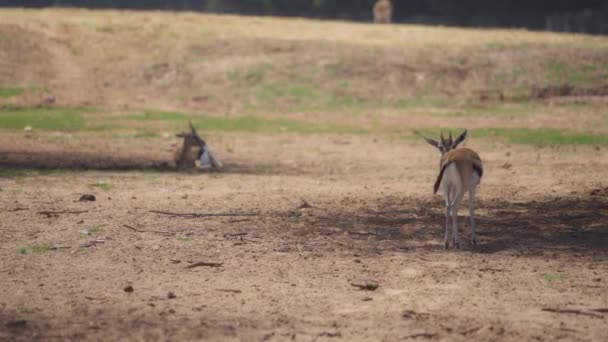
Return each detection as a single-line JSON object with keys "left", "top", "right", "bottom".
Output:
{"left": 199, "top": 148, "right": 212, "bottom": 169}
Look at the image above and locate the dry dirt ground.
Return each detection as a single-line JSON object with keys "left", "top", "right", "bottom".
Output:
{"left": 1, "top": 133, "right": 607, "bottom": 341}
{"left": 1, "top": 8, "right": 608, "bottom": 342}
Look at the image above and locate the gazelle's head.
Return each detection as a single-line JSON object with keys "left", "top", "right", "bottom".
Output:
{"left": 423, "top": 129, "right": 467, "bottom": 154}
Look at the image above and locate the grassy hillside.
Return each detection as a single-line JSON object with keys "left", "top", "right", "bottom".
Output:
{"left": 1, "top": 8, "right": 607, "bottom": 144}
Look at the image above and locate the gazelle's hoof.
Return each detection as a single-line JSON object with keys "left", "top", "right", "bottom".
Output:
{"left": 452, "top": 239, "right": 460, "bottom": 249}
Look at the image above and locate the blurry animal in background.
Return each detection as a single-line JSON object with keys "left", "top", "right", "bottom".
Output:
{"left": 174, "top": 121, "right": 222, "bottom": 171}
{"left": 373, "top": 0, "right": 393, "bottom": 24}
{"left": 423, "top": 130, "right": 483, "bottom": 249}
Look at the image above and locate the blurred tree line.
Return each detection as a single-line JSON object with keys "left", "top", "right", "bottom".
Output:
{"left": 6, "top": 0, "right": 608, "bottom": 34}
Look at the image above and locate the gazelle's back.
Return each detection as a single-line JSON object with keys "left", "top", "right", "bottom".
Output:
{"left": 434, "top": 148, "right": 483, "bottom": 194}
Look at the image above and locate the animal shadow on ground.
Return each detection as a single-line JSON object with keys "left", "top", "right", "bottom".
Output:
{"left": 278, "top": 192, "right": 608, "bottom": 256}
{"left": 0, "top": 149, "right": 290, "bottom": 175}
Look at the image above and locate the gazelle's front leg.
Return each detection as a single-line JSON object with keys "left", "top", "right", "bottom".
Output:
{"left": 444, "top": 203, "right": 450, "bottom": 249}
{"left": 451, "top": 206, "right": 459, "bottom": 249}
{"left": 468, "top": 187, "right": 477, "bottom": 246}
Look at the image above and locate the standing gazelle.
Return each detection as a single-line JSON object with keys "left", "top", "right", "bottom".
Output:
{"left": 424, "top": 130, "right": 483, "bottom": 249}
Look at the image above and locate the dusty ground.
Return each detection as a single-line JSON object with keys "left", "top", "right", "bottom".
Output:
{"left": 1, "top": 8, "right": 608, "bottom": 342}
{"left": 1, "top": 133, "right": 607, "bottom": 341}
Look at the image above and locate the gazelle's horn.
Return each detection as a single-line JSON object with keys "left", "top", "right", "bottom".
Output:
{"left": 440, "top": 131, "right": 445, "bottom": 144}
{"left": 189, "top": 120, "right": 206, "bottom": 145}
{"left": 189, "top": 120, "right": 197, "bottom": 135}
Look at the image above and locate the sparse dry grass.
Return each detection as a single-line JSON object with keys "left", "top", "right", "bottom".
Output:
{"left": 1, "top": 8, "right": 607, "bottom": 140}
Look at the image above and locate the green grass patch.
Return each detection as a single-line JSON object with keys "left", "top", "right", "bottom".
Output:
{"left": 543, "top": 273, "right": 563, "bottom": 282}
{"left": 134, "top": 131, "right": 160, "bottom": 138}
{"left": 474, "top": 128, "right": 608, "bottom": 145}
{"left": 176, "top": 236, "right": 193, "bottom": 242}
{"left": 18, "top": 245, "right": 53, "bottom": 254}
{"left": 253, "top": 82, "right": 358, "bottom": 111}
{"left": 0, "top": 168, "right": 75, "bottom": 178}
{"left": 97, "top": 25, "right": 115, "bottom": 33}
{"left": 0, "top": 87, "right": 24, "bottom": 98}
{"left": 414, "top": 127, "right": 608, "bottom": 146}
{"left": 545, "top": 61, "right": 608, "bottom": 87}
{"left": 394, "top": 97, "right": 451, "bottom": 109}
{"left": 90, "top": 181, "right": 112, "bottom": 190}
{"left": 0, "top": 106, "right": 87, "bottom": 130}
{"left": 130, "top": 110, "right": 367, "bottom": 134}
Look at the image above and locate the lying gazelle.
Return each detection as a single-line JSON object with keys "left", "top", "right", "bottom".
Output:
{"left": 424, "top": 130, "right": 483, "bottom": 249}
{"left": 175, "top": 121, "right": 223, "bottom": 171}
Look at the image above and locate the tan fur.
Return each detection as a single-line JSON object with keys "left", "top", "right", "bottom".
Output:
{"left": 434, "top": 148, "right": 482, "bottom": 194}
{"left": 174, "top": 134, "right": 201, "bottom": 169}
{"left": 373, "top": 0, "right": 392, "bottom": 24}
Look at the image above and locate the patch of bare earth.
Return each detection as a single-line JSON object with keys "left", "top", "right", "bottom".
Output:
{"left": 1, "top": 133, "right": 607, "bottom": 341}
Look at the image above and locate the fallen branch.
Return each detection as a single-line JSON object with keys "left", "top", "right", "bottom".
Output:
{"left": 9, "top": 207, "right": 29, "bottom": 212}
{"left": 186, "top": 261, "right": 224, "bottom": 269}
{"left": 403, "top": 333, "right": 437, "bottom": 339}
{"left": 79, "top": 238, "right": 106, "bottom": 248}
{"left": 542, "top": 308, "right": 603, "bottom": 318}
{"left": 224, "top": 232, "right": 249, "bottom": 237}
{"left": 227, "top": 219, "right": 253, "bottom": 224}
{"left": 351, "top": 281, "right": 379, "bottom": 291}
{"left": 123, "top": 224, "right": 175, "bottom": 236}
{"left": 150, "top": 210, "right": 258, "bottom": 218}
{"left": 38, "top": 210, "right": 88, "bottom": 217}
{"left": 216, "top": 288, "right": 242, "bottom": 293}
{"left": 479, "top": 268, "right": 508, "bottom": 272}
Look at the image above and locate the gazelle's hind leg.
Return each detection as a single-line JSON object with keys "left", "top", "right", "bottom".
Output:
{"left": 468, "top": 186, "right": 477, "bottom": 246}
{"left": 450, "top": 191, "right": 465, "bottom": 249}
{"left": 444, "top": 199, "right": 451, "bottom": 249}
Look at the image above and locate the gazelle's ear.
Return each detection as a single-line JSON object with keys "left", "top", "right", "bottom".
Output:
{"left": 424, "top": 137, "right": 439, "bottom": 148}
{"left": 452, "top": 129, "right": 467, "bottom": 148}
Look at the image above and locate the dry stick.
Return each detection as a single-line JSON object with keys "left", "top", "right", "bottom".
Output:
{"left": 403, "top": 333, "right": 437, "bottom": 339}
{"left": 150, "top": 210, "right": 258, "bottom": 218}
{"left": 215, "top": 288, "right": 242, "bottom": 293}
{"left": 542, "top": 308, "right": 604, "bottom": 318}
{"left": 186, "top": 262, "right": 224, "bottom": 269}
{"left": 123, "top": 224, "right": 175, "bottom": 236}
{"left": 479, "top": 267, "right": 508, "bottom": 272}
{"left": 38, "top": 210, "right": 88, "bottom": 217}
{"left": 224, "top": 232, "right": 249, "bottom": 237}
{"left": 227, "top": 219, "right": 253, "bottom": 224}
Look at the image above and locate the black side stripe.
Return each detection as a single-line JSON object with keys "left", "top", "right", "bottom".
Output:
{"left": 433, "top": 161, "right": 452, "bottom": 194}
{"left": 473, "top": 163, "right": 483, "bottom": 178}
